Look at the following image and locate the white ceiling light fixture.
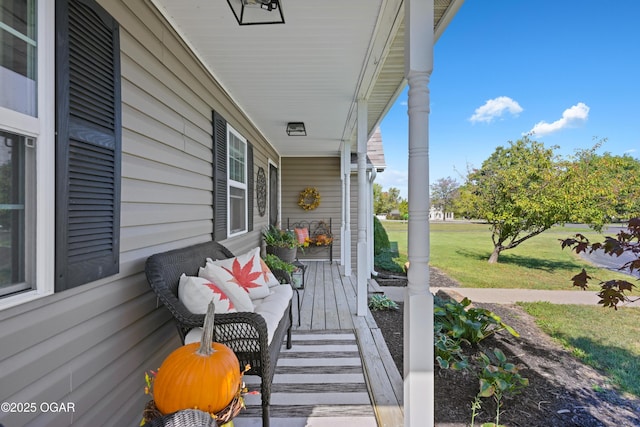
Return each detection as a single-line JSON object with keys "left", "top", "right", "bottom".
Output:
{"left": 226, "top": 0, "right": 285, "bottom": 25}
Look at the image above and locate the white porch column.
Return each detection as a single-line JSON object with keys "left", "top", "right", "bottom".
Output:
{"left": 356, "top": 99, "right": 368, "bottom": 316}
{"left": 342, "top": 141, "right": 352, "bottom": 275}
{"left": 404, "top": 0, "right": 434, "bottom": 426}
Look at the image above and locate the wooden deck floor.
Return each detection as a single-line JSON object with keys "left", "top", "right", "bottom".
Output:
{"left": 293, "top": 261, "right": 404, "bottom": 426}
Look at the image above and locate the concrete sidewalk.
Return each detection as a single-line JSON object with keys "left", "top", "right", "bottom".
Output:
{"left": 382, "top": 286, "right": 640, "bottom": 308}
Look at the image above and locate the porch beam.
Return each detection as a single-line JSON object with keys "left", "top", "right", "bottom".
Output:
{"left": 356, "top": 98, "right": 368, "bottom": 317}
{"left": 404, "top": 0, "right": 434, "bottom": 426}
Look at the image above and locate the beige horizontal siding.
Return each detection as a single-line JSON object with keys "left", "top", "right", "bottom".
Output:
{"left": 281, "top": 157, "right": 342, "bottom": 261}
{"left": 0, "top": 0, "right": 280, "bottom": 426}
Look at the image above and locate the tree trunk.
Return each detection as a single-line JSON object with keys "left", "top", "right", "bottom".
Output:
{"left": 488, "top": 246, "right": 501, "bottom": 263}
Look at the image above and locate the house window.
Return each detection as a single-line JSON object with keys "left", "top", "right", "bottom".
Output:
{"left": 1, "top": 0, "right": 37, "bottom": 116}
{"left": 227, "top": 126, "right": 247, "bottom": 236}
{"left": 1, "top": 0, "right": 120, "bottom": 307}
{"left": 0, "top": 0, "right": 53, "bottom": 307}
{"left": 0, "top": 131, "right": 36, "bottom": 297}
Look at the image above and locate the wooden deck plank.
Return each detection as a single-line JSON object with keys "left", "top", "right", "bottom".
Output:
{"left": 353, "top": 315, "right": 404, "bottom": 426}
{"left": 333, "top": 267, "right": 354, "bottom": 329}
{"left": 369, "top": 321, "right": 404, "bottom": 404}
{"left": 287, "top": 261, "right": 404, "bottom": 426}
{"left": 297, "top": 261, "right": 317, "bottom": 330}
{"left": 311, "top": 262, "right": 326, "bottom": 329}
{"left": 323, "top": 261, "right": 341, "bottom": 330}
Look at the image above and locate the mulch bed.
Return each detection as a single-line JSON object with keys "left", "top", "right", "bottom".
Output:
{"left": 371, "top": 267, "right": 640, "bottom": 427}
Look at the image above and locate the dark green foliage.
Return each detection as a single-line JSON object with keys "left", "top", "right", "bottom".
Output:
{"left": 374, "top": 250, "right": 405, "bottom": 273}
{"left": 473, "top": 348, "right": 529, "bottom": 427}
{"left": 561, "top": 217, "right": 640, "bottom": 309}
{"left": 433, "top": 295, "right": 527, "bottom": 426}
{"left": 263, "top": 254, "right": 295, "bottom": 274}
{"left": 262, "top": 225, "right": 300, "bottom": 248}
{"left": 373, "top": 216, "right": 390, "bottom": 255}
{"left": 434, "top": 324, "right": 469, "bottom": 370}
{"left": 368, "top": 294, "right": 399, "bottom": 311}
{"left": 434, "top": 296, "right": 519, "bottom": 344}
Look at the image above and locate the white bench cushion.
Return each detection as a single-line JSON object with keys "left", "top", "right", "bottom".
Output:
{"left": 185, "top": 284, "right": 293, "bottom": 346}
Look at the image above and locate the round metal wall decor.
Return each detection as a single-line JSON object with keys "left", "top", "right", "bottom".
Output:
{"left": 256, "top": 167, "right": 267, "bottom": 217}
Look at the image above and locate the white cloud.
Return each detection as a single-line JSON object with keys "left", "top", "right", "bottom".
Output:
{"left": 528, "top": 102, "right": 590, "bottom": 136}
{"left": 375, "top": 168, "right": 408, "bottom": 199}
{"left": 469, "top": 96, "right": 523, "bottom": 123}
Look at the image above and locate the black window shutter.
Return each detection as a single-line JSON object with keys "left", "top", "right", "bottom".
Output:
{"left": 212, "top": 111, "right": 228, "bottom": 240}
{"left": 55, "top": 0, "right": 121, "bottom": 291}
{"left": 247, "top": 142, "right": 254, "bottom": 232}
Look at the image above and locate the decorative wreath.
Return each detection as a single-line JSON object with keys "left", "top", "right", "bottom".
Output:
{"left": 298, "top": 187, "right": 321, "bottom": 211}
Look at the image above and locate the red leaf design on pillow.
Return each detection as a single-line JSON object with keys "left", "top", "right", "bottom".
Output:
{"left": 259, "top": 258, "right": 273, "bottom": 282}
{"left": 204, "top": 282, "right": 235, "bottom": 310}
{"left": 222, "top": 256, "right": 262, "bottom": 293}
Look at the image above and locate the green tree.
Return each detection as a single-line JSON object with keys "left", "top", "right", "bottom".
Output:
{"left": 563, "top": 147, "right": 640, "bottom": 222}
{"left": 373, "top": 183, "right": 384, "bottom": 214}
{"left": 561, "top": 217, "right": 640, "bottom": 309}
{"left": 457, "top": 137, "right": 620, "bottom": 264}
{"left": 430, "top": 176, "right": 459, "bottom": 220}
{"left": 373, "top": 183, "right": 402, "bottom": 215}
{"left": 398, "top": 199, "right": 409, "bottom": 219}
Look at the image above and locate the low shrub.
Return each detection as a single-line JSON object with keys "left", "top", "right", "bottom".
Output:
{"left": 373, "top": 216, "right": 390, "bottom": 255}
{"left": 368, "top": 294, "right": 399, "bottom": 311}
{"left": 374, "top": 249, "right": 405, "bottom": 273}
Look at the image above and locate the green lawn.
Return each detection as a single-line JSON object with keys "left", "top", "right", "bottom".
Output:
{"left": 519, "top": 302, "right": 640, "bottom": 397}
{"left": 381, "top": 220, "right": 634, "bottom": 291}
{"left": 380, "top": 219, "right": 640, "bottom": 398}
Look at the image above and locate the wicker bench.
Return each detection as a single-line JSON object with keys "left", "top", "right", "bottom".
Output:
{"left": 287, "top": 218, "right": 334, "bottom": 263}
{"left": 145, "top": 241, "right": 293, "bottom": 427}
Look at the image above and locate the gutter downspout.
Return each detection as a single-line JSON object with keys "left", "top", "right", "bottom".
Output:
{"left": 368, "top": 167, "right": 377, "bottom": 277}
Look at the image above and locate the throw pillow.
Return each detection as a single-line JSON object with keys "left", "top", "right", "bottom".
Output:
{"left": 294, "top": 227, "right": 309, "bottom": 244}
{"left": 259, "top": 257, "right": 281, "bottom": 287}
{"left": 206, "top": 247, "right": 272, "bottom": 299}
{"left": 199, "top": 264, "right": 255, "bottom": 312}
{"left": 177, "top": 274, "right": 237, "bottom": 314}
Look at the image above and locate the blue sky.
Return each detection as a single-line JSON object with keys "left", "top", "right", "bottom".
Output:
{"left": 377, "top": 0, "right": 640, "bottom": 199}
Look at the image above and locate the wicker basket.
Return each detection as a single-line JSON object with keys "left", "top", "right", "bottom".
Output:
{"left": 143, "top": 394, "right": 244, "bottom": 427}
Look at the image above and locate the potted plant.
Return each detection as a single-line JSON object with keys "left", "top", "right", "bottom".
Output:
{"left": 262, "top": 225, "right": 300, "bottom": 263}
{"left": 263, "top": 254, "right": 296, "bottom": 284}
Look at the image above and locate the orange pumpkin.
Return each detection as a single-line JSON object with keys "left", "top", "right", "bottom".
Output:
{"left": 153, "top": 301, "right": 241, "bottom": 415}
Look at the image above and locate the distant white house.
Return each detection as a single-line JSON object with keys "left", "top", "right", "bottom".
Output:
{"left": 429, "top": 207, "right": 454, "bottom": 221}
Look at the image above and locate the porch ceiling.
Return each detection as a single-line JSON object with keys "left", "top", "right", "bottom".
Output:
{"left": 151, "top": 0, "right": 460, "bottom": 157}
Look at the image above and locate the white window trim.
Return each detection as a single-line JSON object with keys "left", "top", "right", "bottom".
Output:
{"left": 226, "top": 124, "right": 248, "bottom": 238}
{"left": 267, "top": 157, "right": 280, "bottom": 226}
{"left": 0, "top": 0, "right": 55, "bottom": 310}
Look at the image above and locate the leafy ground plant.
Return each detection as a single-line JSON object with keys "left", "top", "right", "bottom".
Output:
{"left": 472, "top": 348, "right": 529, "bottom": 427}
{"left": 433, "top": 296, "right": 527, "bottom": 426}
{"left": 434, "top": 296, "right": 519, "bottom": 345}
{"left": 368, "top": 294, "right": 399, "bottom": 311}
{"left": 434, "top": 324, "right": 469, "bottom": 371}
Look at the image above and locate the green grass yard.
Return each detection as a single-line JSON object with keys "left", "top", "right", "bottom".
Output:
{"left": 382, "top": 220, "right": 634, "bottom": 291}
{"left": 380, "top": 219, "right": 640, "bottom": 397}
{"left": 519, "top": 302, "right": 640, "bottom": 397}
